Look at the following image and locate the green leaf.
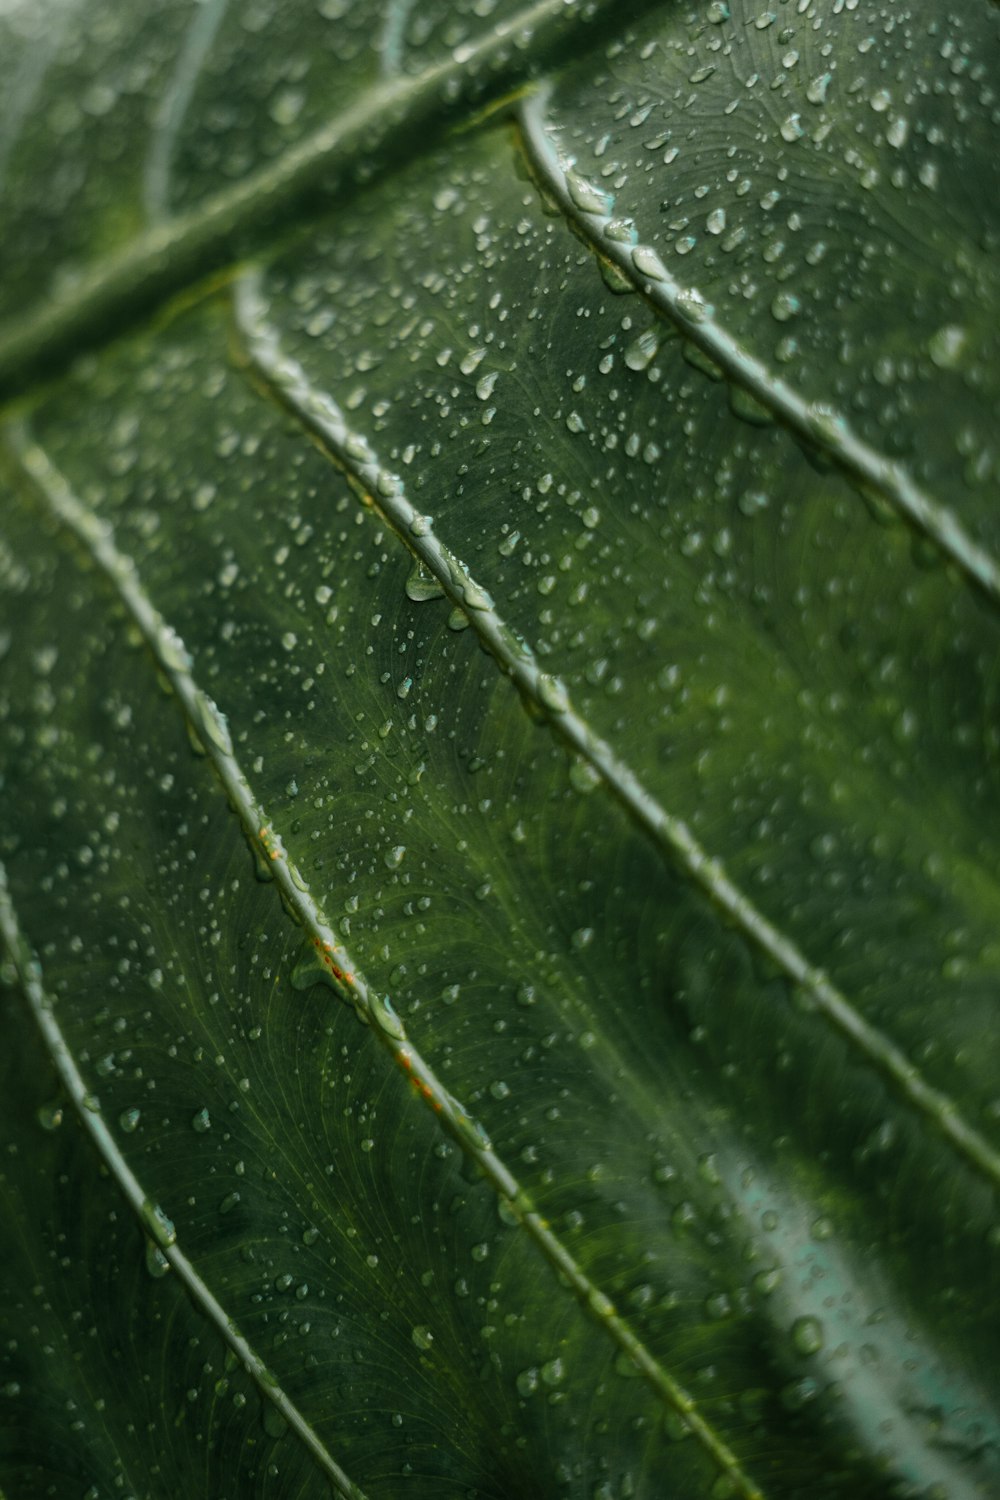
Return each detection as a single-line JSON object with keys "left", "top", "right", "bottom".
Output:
{"left": 2, "top": 1, "right": 999, "bottom": 1497}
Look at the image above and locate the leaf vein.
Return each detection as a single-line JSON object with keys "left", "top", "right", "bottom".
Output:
{"left": 0, "top": 858, "right": 369, "bottom": 1500}
{"left": 0, "top": 0, "right": 662, "bottom": 405}
{"left": 517, "top": 89, "right": 1000, "bottom": 614}
{"left": 4, "top": 419, "right": 765, "bottom": 1500}
{"left": 231, "top": 271, "right": 1000, "bottom": 1200}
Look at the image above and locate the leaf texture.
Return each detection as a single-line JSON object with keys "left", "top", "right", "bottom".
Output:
{"left": 1, "top": 1, "right": 999, "bottom": 1497}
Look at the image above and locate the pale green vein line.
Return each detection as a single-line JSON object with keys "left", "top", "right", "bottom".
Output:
{"left": 232, "top": 271, "right": 1000, "bottom": 1199}
{"left": 517, "top": 90, "right": 1000, "bottom": 614}
{"left": 143, "top": 0, "right": 231, "bottom": 223}
{"left": 0, "top": 858, "right": 368, "bottom": 1500}
{"left": 6, "top": 421, "right": 765, "bottom": 1500}
{"left": 0, "top": 0, "right": 659, "bottom": 404}
{"left": 378, "top": 0, "right": 418, "bottom": 78}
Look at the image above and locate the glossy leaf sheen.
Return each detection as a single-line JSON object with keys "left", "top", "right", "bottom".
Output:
{"left": 1, "top": 1, "right": 999, "bottom": 1497}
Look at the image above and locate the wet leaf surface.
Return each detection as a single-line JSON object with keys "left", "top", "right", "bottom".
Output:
{"left": 1, "top": 2, "right": 999, "bottom": 1497}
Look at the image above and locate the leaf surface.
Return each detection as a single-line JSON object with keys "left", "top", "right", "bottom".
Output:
{"left": 1, "top": 2, "right": 999, "bottom": 1497}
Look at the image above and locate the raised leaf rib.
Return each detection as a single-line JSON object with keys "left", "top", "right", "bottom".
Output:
{"left": 0, "top": 859, "right": 368, "bottom": 1500}
{"left": 7, "top": 420, "right": 766, "bottom": 1500}
{"left": 518, "top": 91, "right": 1000, "bottom": 613}
{"left": 233, "top": 273, "right": 1000, "bottom": 1198}
{"left": 0, "top": 0, "right": 657, "bottom": 405}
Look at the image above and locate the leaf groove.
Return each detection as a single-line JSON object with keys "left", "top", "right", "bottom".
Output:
{"left": 517, "top": 89, "right": 1000, "bottom": 614}
{"left": 232, "top": 271, "right": 1000, "bottom": 1199}
{"left": 0, "top": 859, "right": 369, "bottom": 1500}
{"left": 4, "top": 420, "right": 765, "bottom": 1500}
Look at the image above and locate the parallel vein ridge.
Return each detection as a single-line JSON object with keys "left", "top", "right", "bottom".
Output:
{"left": 517, "top": 91, "right": 1000, "bottom": 614}
{"left": 232, "top": 271, "right": 1000, "bottom": 1199}
{"left": 0, "top": 0, "right": 659, "bottom": 405}
{"left": 0, "top": 859, "right": 368, "bottom": 1500}
{"left": 143, "top": 0, "right": 231, "bottom": 224}
{"left": 5, "top": 421, "right": 763, "bottom": 1500}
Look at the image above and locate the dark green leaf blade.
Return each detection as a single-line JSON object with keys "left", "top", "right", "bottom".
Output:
{"left": 2, "top": 1, "right": 1000, "bottom": 1498}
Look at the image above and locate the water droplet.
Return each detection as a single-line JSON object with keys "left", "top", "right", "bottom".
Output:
{"left": 806, "top": 402, "right": 846, "bottom": 444}
{"left": 631, "top": 245, "right": 668, "bottom": 282}
{"left": 192, "top": 1107, "right": 211, "bottom": 1134}
{"left": 780, "top": 114, "right": 805, "bottom": 143}
{"left": 614, "top": 1351, "right": 643, "bottom": 1379}
{"left": 676, "top": 288, "right": 711, "bottom": 324}
{"left": 475, "top": 371, "right": 499, "bottom": 402}
{"left": 569, "top": 758, "right": 601, "bottom": 794}
{"left": 37, "top": 1101, "right": 63, "bottom": 1131}
{"left": 141, "top": 1199, "right": 176, "bottom": 1248}
{"left": 566, "top": 170, "right": 614, "bottom": 216}
{"left": 781, "top": 1376, "right": 820, "bottom": 1411}
{"left": 219, "top": 1191, "right": 241, "bottom": 1214}
{"left": 771, "top": 291, "right": 800, "bottom": 323}
{"left": 159, "top": 627, "right": 191, "bottom": 674}
{"left": 262, "top": 1404, "right": 288, "bottom": 1439}
{"left": 537, "top": 674, "right": 569, "bottom": 714}
{"left": 603, "top": 217, "right": 637, "bottom": 244}
{"left": 411, "top": 1325, "right": 434, "bottom": 1351}
{"left": 119, "top": 1107, "right": 141, "bottom": 1134}
{"left": 516, "top": 1367, "right": 539, "bottom": 1397}
{"left": 706, "top": 207, "right": 726, "bottom": 235}
{"left": 405, "top": 560, "right": 445, "bottom": 602}
{"left": 460, "top": 347, "right": 487, "bottom": 375}
{"left": 730, "top": 385, "right": 774, "bottom": 426}
{"left": 807, "top": 73, "right": 832, "bottom": 105}
{"left": 371, "top": 992, "right": 406, "bottom": 1041}
{"left": 624, "top": 330, "right": 660, "bottom": 372}
{"left": 665, "top": 1409, "right": 692, "bottom": 1441}
{"left": 886, "top": 115, "right": 909, "bottom": 149}
{"left": 192, "top": 692, "right": 233, "bottom": 756}
{"left": 461, "top": 578, "right": 492, "bottom": 612}
{"left": 672, "top": 1201, "right": 697, "bottom": 1232}
{"left": 791, "top": 1315, "right": 824, "bottom": 1355}
{"left": 145, "top": 1241, "right": 171, "bottom": 1279}
{"left": 705, "top": 1291, "right": 731, "bottom": 1320}
{"left": 928, "top": 324, "right": 967, "bottom": 370}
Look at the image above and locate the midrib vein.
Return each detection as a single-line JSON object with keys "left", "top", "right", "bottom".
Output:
{"left": 517, "top": 91, "right": 1000, "bottom": 615}
{"left": 0, "top": 858, "right": 368, "bottom": 1500}
{"left": 6, "top": 423, "right": 766, "bottom": 1500}
{"left": 232, "top": 272, "right": 1000, "bottom": 1199}
{"left": 0, "top": 0, "right": 659, "bottom": 407}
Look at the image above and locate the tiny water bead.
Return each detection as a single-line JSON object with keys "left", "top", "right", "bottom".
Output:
{"left": 790, "top": 1315, "right": 824, "bottom": 1356}
{"left": 36, "top": 1101, "right": 63, "bottom": 1130}
{"left": 145, "top": 1242, "right": 171, "bottom": 1279}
